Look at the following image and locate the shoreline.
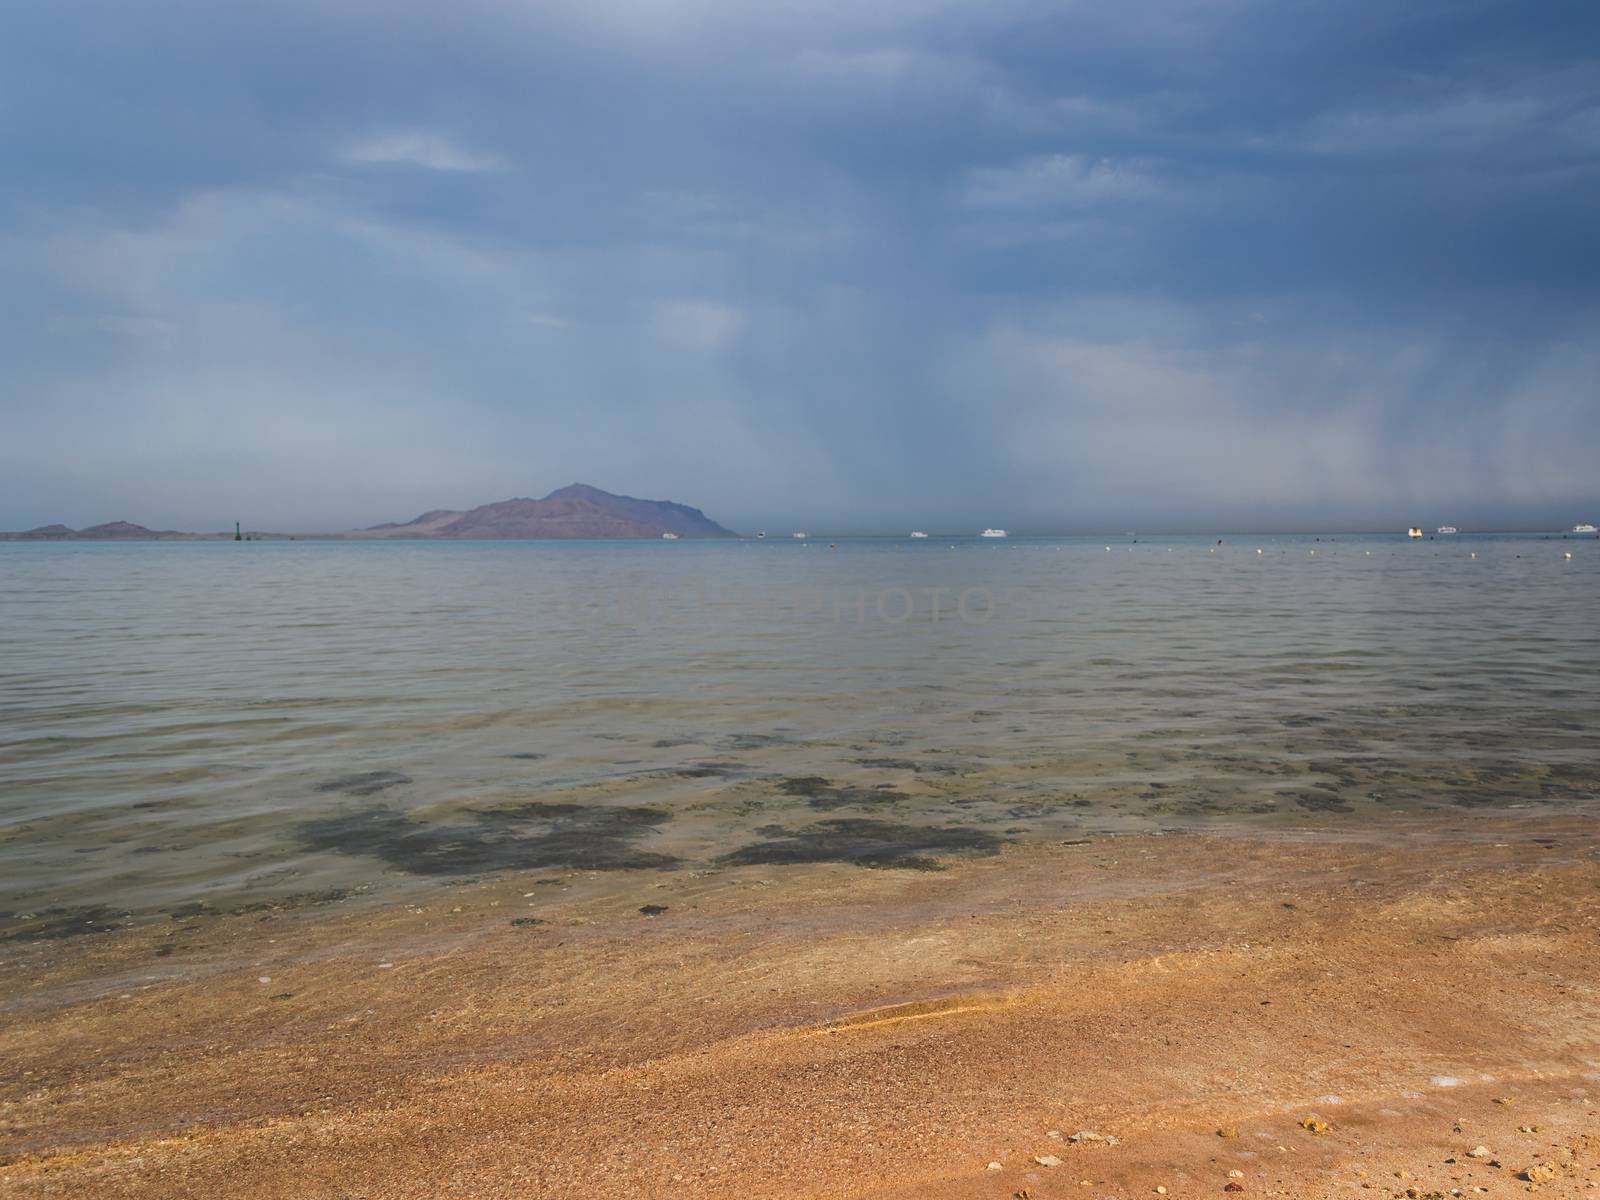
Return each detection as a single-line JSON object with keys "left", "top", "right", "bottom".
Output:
{"left": 3, "top": 816, "right": 1598, "bottom": 1197}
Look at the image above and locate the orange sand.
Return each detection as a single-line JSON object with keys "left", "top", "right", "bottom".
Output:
{"left": 3, "top": 817, "right": 1599, "bottom": 1198}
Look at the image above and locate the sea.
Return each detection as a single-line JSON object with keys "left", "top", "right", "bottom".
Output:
{"left": 2, "top": 533, "right": 1596, "bottom": 934}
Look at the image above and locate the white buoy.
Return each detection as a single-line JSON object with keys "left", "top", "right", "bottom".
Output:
{"left": 1256, "top": 548, "right": 1263, "bottom": 555}
{"left": 1564, "top": 551, "right": 1574, "bottom": 560}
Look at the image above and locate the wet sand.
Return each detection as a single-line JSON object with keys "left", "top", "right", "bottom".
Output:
{"left": 3, "top": 815, "right": 1599, "bottom": 1198}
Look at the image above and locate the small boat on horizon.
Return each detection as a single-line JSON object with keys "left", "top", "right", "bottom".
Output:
{"left": 1574, "top": 523, "right": 1598, "bottom": 534}
{"left": 756, "top": 530, "right": 766, "bottom": 539}
{"left": 661, "top": 531, "right": 679, "bottom": 540}
{"left": 910, "top": 530, "right": 928, "bottom": 539}
{"left": 1407, "top": 527, "right": 1423, "bottom": 538}
{"left": 1437, "top": 526, "right": 1459, "bottom": 535}
{"left": 792, "top": 531, "right": 807, "bottom": 539}
{"left": 981, "top": 528, "right": 1007, "bottom": 538}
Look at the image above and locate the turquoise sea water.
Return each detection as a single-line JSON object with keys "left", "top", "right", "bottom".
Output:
{"left": 1, "top": 533, "right": 1596, "bottom": 929}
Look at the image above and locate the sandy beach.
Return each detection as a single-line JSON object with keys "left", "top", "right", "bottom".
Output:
{"left": 7, "top": 0, "right": 1599, "bottom": 1187}
{"left": 3, "top": 813, "right": 1597, "bottom": 1199}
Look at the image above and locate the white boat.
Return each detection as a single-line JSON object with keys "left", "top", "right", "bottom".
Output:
{"left": 1574, "top": 523, "right": 1598, "bottom": 534}
{"left": 910, "top": 531, "right": 928, "bottom": 539}
{"left": 792, "top": 532, "right": 807, "bottom": 539}
{"left": 756, "top": 530, "right": 766, "bottom": 539}
{"left": 1406, "top": 527, "right": 1423, "bottom": 538}
{"left": 980, "top": 528, "right": 1007, "bottom": 538}
{"left": 1437, "top": 526, "right": 1458, "bottom": 535}
{"left": 661, "top": 532, "right": 679, "bottom": 540}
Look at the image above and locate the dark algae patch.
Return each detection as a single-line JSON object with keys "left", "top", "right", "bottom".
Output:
{"left": 720, "top": 733, "right": 794, "bottom": 751}
{"left": 165, "top": 888, "right": 362, "bottom": 922}
{"left": 720, "top": 818, "right": 1001, "bottom": 870}
{"left": 0, "top": 904, "right": 132, "bottom": 943}
{"left": 299, "top": 801, "right": 677, "bottom": 875}
{"left": 1287, "top": 790, "right": 1355, "bottom": 813}
{"left": 775, "top": 776, "right": 906, "bottom": 810}
{"left": 673, "top": 763, "right": 738, "bottom": 778}
{"left": 848, "top": 756, "right": 966, "bottom": 775}
{"left": 314, "top": 770, "right": 412, "bottom": 796}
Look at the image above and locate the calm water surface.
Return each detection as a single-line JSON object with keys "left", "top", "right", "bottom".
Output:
{"left": 2, "top": 534, "right": 1596, "bottom": 930}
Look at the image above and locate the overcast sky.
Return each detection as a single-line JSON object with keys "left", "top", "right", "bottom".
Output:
{"left": 3, "top": 0, "right": 1597, "bottom": 532}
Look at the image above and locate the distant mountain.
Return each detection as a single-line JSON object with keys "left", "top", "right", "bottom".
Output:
{"left": 355, "top": 484, "right": 735, "bottom": 539}
{"left": 0, "top": 485, "right": 737, "bottom": 542}
{"left": 364, "top": 508, "right": 463, "bottom": 534}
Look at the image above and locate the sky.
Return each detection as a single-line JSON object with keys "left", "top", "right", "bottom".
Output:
{"left": 2, "top": 0, "right": 1597, "bottom": 533}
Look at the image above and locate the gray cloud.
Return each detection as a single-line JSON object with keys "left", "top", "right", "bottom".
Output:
{"left": 1, "top": 0, "right": 1597, "bottom": 531}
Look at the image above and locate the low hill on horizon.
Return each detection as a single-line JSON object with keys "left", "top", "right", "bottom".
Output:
{"left": 0, "top": 520, "right": 193, "bottom": 541}
{"left": 0, "top": 485, "right": 736, "bottom": 541}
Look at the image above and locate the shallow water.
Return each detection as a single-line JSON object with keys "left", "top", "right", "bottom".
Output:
{"left": 2, "top": 533, "right": 1596, "bottom": 930}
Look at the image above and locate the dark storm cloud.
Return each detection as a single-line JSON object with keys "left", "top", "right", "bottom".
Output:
{"left": 1, "top": 0, "right": 1596, "bottom": 531}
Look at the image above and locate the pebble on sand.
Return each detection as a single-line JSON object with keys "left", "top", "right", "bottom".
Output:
{"left": 986, "top": 1161, "right": 1003, "bottom": 1171}
{"left": 1033, "top": 1155, "right": 1063, "bottom": 1168}
{"left": 1466, "top": 1145, "right": 1490, "bottom": 1159}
